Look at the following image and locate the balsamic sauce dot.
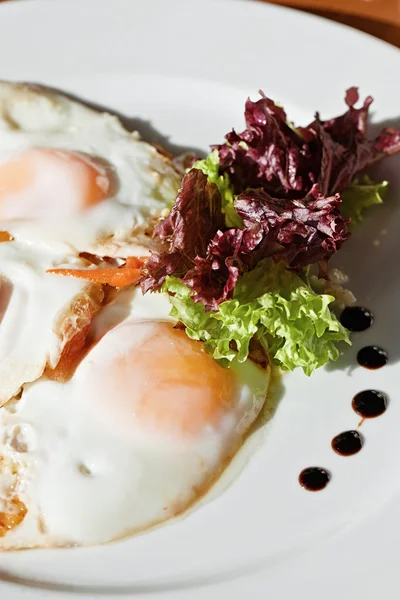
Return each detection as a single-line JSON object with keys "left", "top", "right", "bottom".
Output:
{"left": 299, "top": 304, "right": 385, "bottom": 491}
{"left": 352, "top": 390, "right": 388, "bottom": 418}
{"left": 357, "top": 345, "right": 388, "bottom": 369}
{"left": 299, "top": 467, "right": 331, "bottom": 491}
{"left": 331, "top": 430, "right": 364, "bottom": 456}
{"left": 340, "top": 306, "right": 374, "bottom": 332}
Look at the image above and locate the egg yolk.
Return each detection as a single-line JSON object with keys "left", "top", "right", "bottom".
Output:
{"left": 0, "top": 148, "right": 113, "bottom": 219}
{"left": 89, "top": 322, "right": 237, "bottom": 438}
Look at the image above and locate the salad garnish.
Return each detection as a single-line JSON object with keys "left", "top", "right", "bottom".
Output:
{"left": 141, "top": 89, "right": 400, "bottom": 375}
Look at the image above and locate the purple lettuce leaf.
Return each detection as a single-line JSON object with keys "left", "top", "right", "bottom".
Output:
{"left": 141, "top": 168, "right": 224, "bottom": 293}
{"left": 181, "top": 186, "right": 349, "bottom": 309}
{"left": 215, "top": 87, "right": 400, "bottom": 199}
{"left": 142, "top": 88, "right": 399, "bottom": 311}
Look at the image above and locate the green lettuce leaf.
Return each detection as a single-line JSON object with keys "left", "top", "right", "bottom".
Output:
{"left": 341, "top": 175, "right": 388, "bottom": 228}
{"left": 162, "top": 259, "right": 350, "bottom": 376}
{"left": 193, "top": 150, "right": 242, "bottom": 228}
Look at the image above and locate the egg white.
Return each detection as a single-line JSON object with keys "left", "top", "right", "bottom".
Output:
{"left": 0, "top": 289, "right": 270, "bottom": 549}
{"left": 0, "top": 239, "right": 103, "bottom": 407}
{"left": 0, "top": 82, "right": 181, "bottom": 258}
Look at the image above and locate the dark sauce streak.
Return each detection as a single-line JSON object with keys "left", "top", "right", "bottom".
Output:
{"left": 299, "top": 305, "right": 386, "bottom": 490}
{"left": 352, "top": 390, "right": 388, "bottom": 418}
{"left": 299, "top": 467, "right": 331, "bottom": 491}
{"left": 357, "top": 346, "right": 388, "bottom": 369}
{"left": 340, "top": 306, "right": 374, "bottom": 332}
{"left": 331, "top": 430, "right": 364, "bottom": 456}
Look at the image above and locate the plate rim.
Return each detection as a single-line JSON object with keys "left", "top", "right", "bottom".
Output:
{"left": 0, "top": 1, "right": 399, "bottom": 598}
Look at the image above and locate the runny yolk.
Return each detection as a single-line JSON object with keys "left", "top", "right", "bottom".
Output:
{"left": 90, "top": 322, "right": 237, "bottom": 438}
{"left": 0, "top": 148, "right": 113, "bottom": 219}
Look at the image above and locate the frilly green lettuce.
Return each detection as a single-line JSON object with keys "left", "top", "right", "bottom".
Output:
{"left": 162, "top": 259, "right": 350, "bottom": 376}
{"left": 341, "top": 175, "right": 388, "bottom": 228}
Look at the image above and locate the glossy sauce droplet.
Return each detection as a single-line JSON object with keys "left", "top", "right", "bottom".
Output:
{"left": 331, "top": 430, "right": 364, "bottom": 456}
{"left": 340, "top": 306, "right": 374, "bottom": 332}
{"left": 352, "top": 390, "right": 388, "bottom": 418}
{"left": 299, "top": 467, "right": 331, "bottom": 491}
{"left": 357, "top": 345, "right": 388, "bottom": 369}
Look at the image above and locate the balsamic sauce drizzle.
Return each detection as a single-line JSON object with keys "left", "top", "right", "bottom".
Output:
{"left": 352, "top": 390, "right": 388, "bottom": 418}
{"left": 331, "top": 430, "right": 364, "bottom": 456}
{"left": 357, "top": 346, "right": 388, "bottom": 370}
{"left": 340, "top": 306, "right": 374, "bottom": 332}
{"left": 299, "top": 467, "right": 331, "bottom": 491}
{"left": 299, "top": 304, "right": 388, "bottom": 490}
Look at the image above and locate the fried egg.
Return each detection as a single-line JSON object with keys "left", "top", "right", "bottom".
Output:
{"left": 0, "top": 83, "right": 271, "bottom": 549}
{"left": 0, "top": 82, "right": 181, "bottom": 257}
{"left": 0, "top": 289, "right": 270, "bottom": 549}
{"left": 0, "top": 239, "right": 103, "bottom": 407}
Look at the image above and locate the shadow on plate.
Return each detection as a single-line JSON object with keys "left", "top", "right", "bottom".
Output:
{"left": 251, "top": 365, "right": 285, "bottom": 432}
{"left": 326, "top": 124, "right": 400, "bottom": 372}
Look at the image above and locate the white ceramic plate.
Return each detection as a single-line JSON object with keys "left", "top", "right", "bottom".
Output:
{"left": 0, "top": 0, "right": 399, "bottom": 598}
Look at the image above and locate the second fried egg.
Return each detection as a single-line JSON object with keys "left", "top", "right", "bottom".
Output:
{"left": 0, "top": 289, "right": 270, "bottom": 549}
